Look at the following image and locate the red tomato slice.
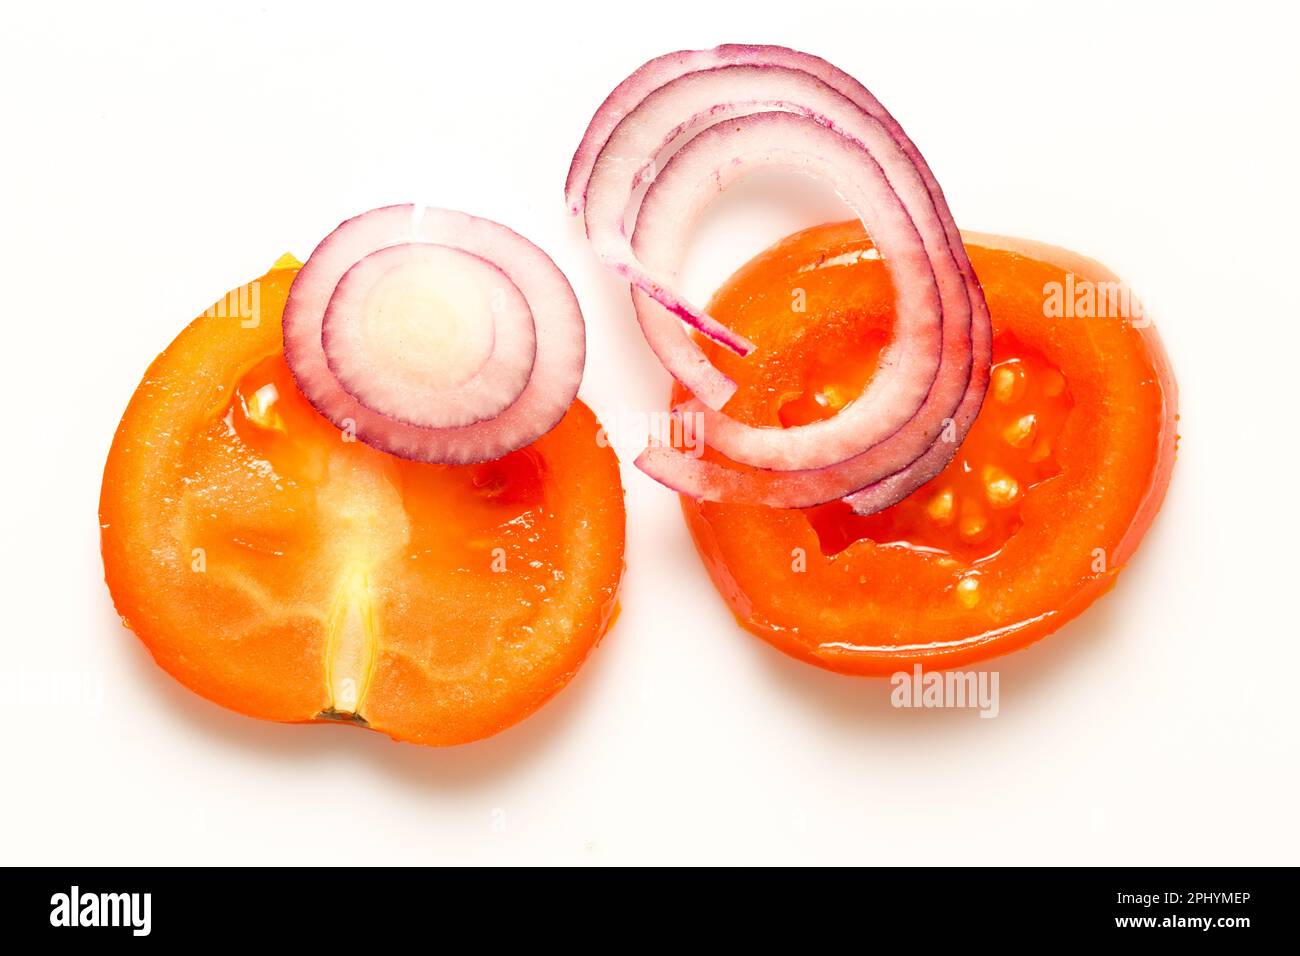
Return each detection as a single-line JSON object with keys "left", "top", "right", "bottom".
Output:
{"left": 101, "top": 260, "right": 625, "bottom": 745}
{"left": 677, "top": 222, "right": 1178, "bottom": 674}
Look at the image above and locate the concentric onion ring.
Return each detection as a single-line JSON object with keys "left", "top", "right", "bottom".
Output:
{"left": 284, "top": 205, "right": 585, "bottom": 464}
{"left": 568, "top": 45, "right": 991, "bottom": 512}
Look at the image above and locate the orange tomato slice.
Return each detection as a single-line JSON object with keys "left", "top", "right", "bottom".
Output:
{"left": 100, "top": 258, "right": 625, "bottom": 745}
{"left": 677, "top": 222, "right": 1177, "bottom": 674}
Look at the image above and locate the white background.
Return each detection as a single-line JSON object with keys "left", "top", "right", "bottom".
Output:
{"left": 2, "top": 0, "right": 1296, "bottom": 866}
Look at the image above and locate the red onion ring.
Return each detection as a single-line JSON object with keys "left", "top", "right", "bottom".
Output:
{"left": 634, "top": 113, "right": 945, "bottom": 472}
{"left": 284, "top": 205, "right": 585, "bottom": 464}
{"left": 568, "top": 45, "right": 991, "bottom": 511}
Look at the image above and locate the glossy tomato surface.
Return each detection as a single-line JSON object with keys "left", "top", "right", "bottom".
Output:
{"left": 678, "top": 222, "right": 1177, "bottom": 674}
{"left": 101, "top": 259, "right": 625, "bottom": 745}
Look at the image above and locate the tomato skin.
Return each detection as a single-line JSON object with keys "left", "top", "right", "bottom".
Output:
{"left": 101, "top": 262, "right": 625, "bottom": 745}
{"left": 679, "top": 224, "right": 1178, "bottom": 675}
{"left": 966, "top": 232, "right": 1178, "bottom": 574}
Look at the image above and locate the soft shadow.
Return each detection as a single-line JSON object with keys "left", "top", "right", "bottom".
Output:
{"left": 105, "top": 596, "right": 614, "bottom": 792}
{"left": 745, "top": 574, "right": 1130, "bottom": 740}
{"left": 742, "top": 479, "right": 1183, "bottom": 737}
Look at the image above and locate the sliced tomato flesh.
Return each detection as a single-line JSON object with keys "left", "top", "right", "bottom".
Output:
{"left": 677, "top": 221, "right": 1177, "bottom": 674}
{"left": 100, "top": 262, "right": 625, "bottom": 745}
{"left": 804, "top": 334, "right": 1072, "bottom": 562}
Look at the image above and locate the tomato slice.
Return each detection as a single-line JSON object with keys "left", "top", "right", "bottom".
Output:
{"left": 677, "top": 222, "right": 1177, "bottom": 674}
{"left": 100, "top": 259, "right": 625, "bottom": 745}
